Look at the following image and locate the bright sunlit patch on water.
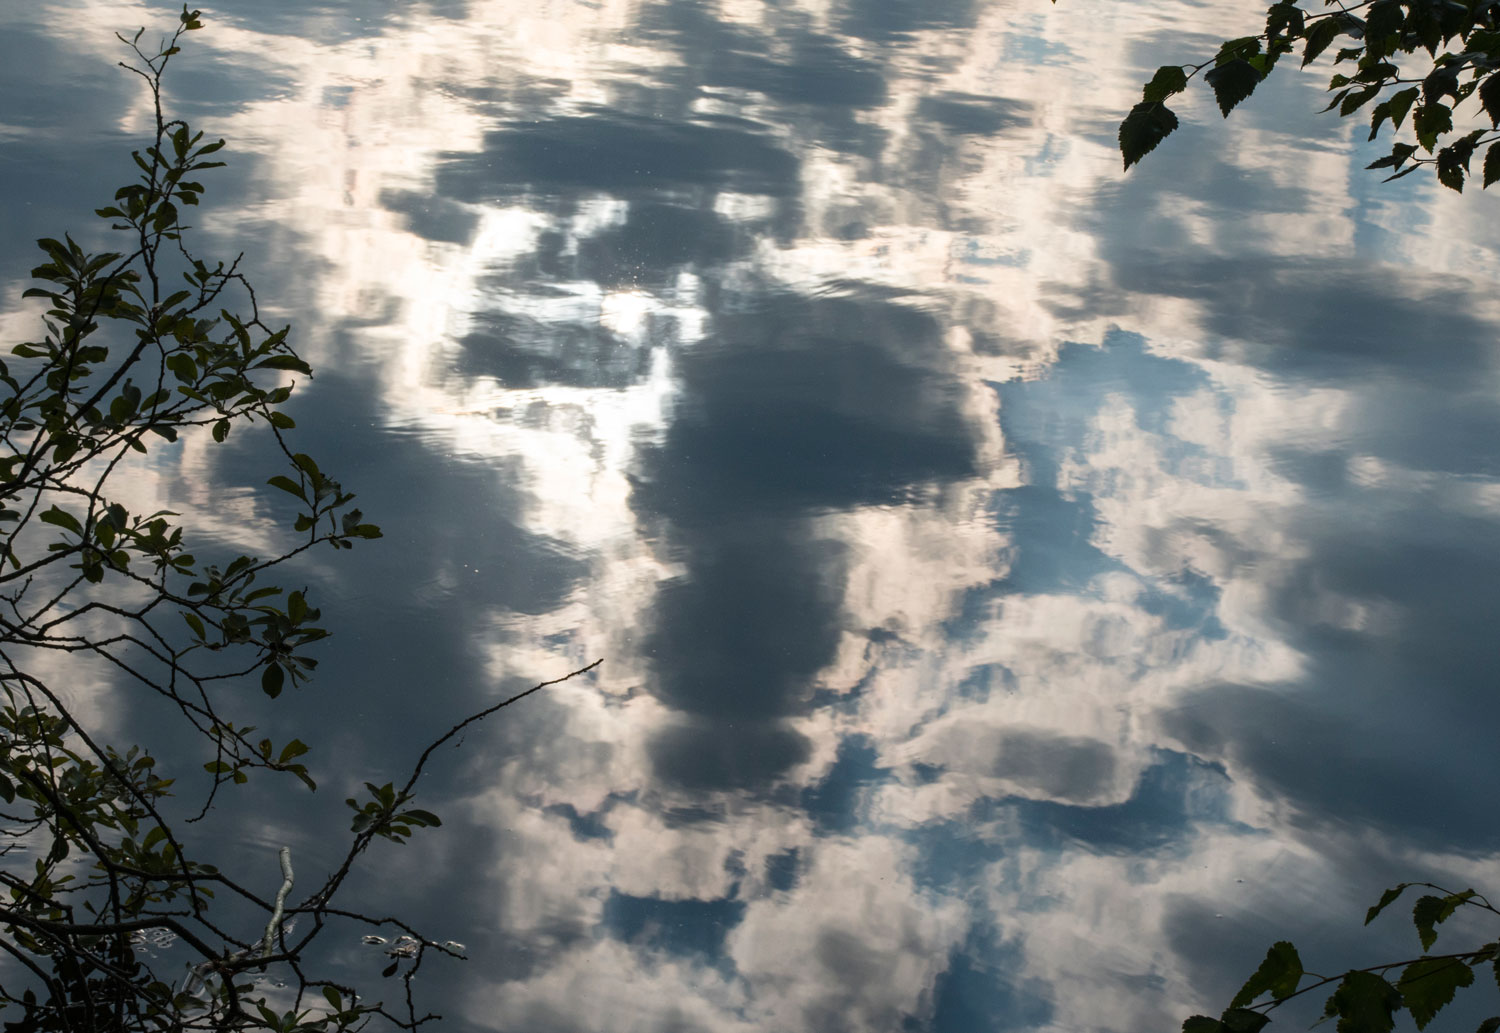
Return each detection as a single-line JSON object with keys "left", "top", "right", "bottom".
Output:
{"left": 598, "top": 290, "right": 654, "bottom": 338}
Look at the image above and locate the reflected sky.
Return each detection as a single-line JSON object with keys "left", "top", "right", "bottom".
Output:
{"left": 3, "top": 0, "right": 1500, "bottom": 1030}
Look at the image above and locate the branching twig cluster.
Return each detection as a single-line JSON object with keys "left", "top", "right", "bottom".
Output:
{"left": 0, "top": 10, "right": 600, "bottom": 1031}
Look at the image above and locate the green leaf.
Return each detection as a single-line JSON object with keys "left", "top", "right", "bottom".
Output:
{"left": 1388, "top": 87, "right": 1419, "bottom": 132}
{"left": 182, "top": 611, "right": 206, "bottom": 639}
{"left": 1398, "top": 958, "right": 1474, "bottom": 1030}
{"left": 277, "top": 739, "right": 309, "bottom": 763}
{"left": 1220, "top": 1009, "right": 1271, "bottom": 1033}
{"left": 1484, "top": 142, "right": 1500, "bottom": 187}
{"left": 1413, "top": 103, "right": 1453, "bottom": 152}
{"left": 267, "top": 475, "right": 306, "bottom": 501}
{"left": 1477, "top": 1018, "right": 1500, "bottom": 1033}
{"left": 1479, "top": 74, "right": 1500, "bottom": 127}
{"left": 267, "top": 411, "right": 296, "bottom": 429}
{"left": 1413, "top": 890, "right": 1476, "bottom": 950}
{"left": 401, "top": 808, "right": 442, "bottom": 827}
{"left": 1143, "top": 65, "right": 1189, "bottom": 103}
{"left": 253, "top": 355, "right": 312, "bottom": 374}
{"left": 1364, "top": 1, "right": 1404, "bottom": 43}
{"left": 1370, "top": 87, "right": 1419, "bottom": 140}
{"left": 261, "top": 663, "right": 285, "bottom": 699}
{"left": 212, "top": 418, "right": 230, "bottom": 443}
{"left": 1437, "top": 144, "right": 1467, "bottom": 192}
{"left": 1340, "top": 87, "right": 1380, "bottom": 117}
{"left": 39, "top": 506, "right": 83, "bottom": 536}
{"left": 1266, "top": 1, "right": 1306, "bottom": 41}
{"left": 1232, "top": 941, "right": 1305, "bottom": 1008}
{"left": 1215, "top": 36, "right": 1262, "bottom": 63}
{"left": 1204, "top": 59, "right": 1263, "bottom": 116}
{"left": 1413, "top": 896, "right": 1446, "bottom": 950}
{"left": 1119, "top": 102, "right": 1180, "bottom": 169}
{"left": 166, "top": 353, "right": 198, "bottom": 382}
{"left": 1323, "top": 970, "right": 1404, "bottom": 1033}
{"left": 1303, "top": 17, "right": 1347, "bottom": 66}
{"left": 52, "top": 435, "right": 79, "bottom": 465}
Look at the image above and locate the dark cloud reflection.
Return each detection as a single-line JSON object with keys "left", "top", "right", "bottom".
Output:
{"left": 633, "top": 292, "right": 980, "bottom": 789}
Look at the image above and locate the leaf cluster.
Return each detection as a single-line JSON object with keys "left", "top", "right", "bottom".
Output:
{"left": 0, "top": 14, "right": 602, "bottom": 1033}
{"left": 1183, "top": 883, "right": 1500, "bottom": 1033}
{"left": 1108, "top": 0, "right": 1500, "bottom": 190}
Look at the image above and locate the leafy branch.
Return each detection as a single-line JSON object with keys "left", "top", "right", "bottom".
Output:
{"left": 1100, "top": 0, "right": 1500, "bottom": 190}
{"left": 1184, "top": 883, "right": 1500, "bottom": 1033}
{"left": 0, "top": 10, "right": 604, "bottom": 1032}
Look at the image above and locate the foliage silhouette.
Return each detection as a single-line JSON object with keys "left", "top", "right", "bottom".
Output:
{"left": 1184, "top": 882, "right": 1500, "bottom": 1033}
{"left": 1098, "top": 0, "right": 1500, "bottom": 189}
{"left": 0, "top": 10, "right": 598, "bottom": 1031}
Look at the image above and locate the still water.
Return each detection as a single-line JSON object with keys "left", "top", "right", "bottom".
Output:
{"left": 3, "top": 0, "right": 1500, "bottom": 1029}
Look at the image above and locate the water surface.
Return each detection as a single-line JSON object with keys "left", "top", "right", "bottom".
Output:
{"left": 3, "top": 1, "right": 1499, "bottom": 1030}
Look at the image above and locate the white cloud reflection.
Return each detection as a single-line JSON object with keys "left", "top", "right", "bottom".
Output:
{"left": 4, "top": 0, "right": 1499, "bottom": 1029}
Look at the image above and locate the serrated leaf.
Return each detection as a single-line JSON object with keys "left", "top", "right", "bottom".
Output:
{"left": 1414, "top": 895, "right": 1446, "bottom": 950}
{"left": 1205, "top": 59, "right": 1263, "bottom": 116}
{"left": 1398, "top": 957, "right": 1473, "bottom": 1030}
{"left": 1324, "top": 970, "right": 1404, "bottom": 1033}
{"left": 1412, "top": 891, "right": 1473, "bottom": 950}
{"left": 1266, "top": 1, "right": 1305, "bottom": 40}
{"left": 1480, "top": 74, "right": 1500, "bottom": 127}
{"left": 1437, "top": 145, "right": 1467, "bottom": 191}
{"left": 1365, "top": 87, "right": 1419, "bottom": 143}
{"left": 1485, "top": 142, "right": 1500, "bottom": 187}
{"left": 1303, "top": 17, "right": 1346, "bottom": 66}
{"left": 1364, "top": 0, "right": 1404, "bottom": 42}
{"left": 1233, "top": 941, "right": 1305, "bottom": 1008}
{"left": 1119, "top": 102, "right": 1180, "bottom": 169}
{"left": 1143, "top": 65, "right": 1189, "bottom": 103}
{"left": 1414, "top": 103, "right": 1453, "bottom": 152}
{"left": 1340, "top": 86, "right": 1380, "bottom": 116}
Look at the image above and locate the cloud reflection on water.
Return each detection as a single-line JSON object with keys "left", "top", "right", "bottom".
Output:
{"left": 3, "top": 0, "right": 1500, "bottom": 1030}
